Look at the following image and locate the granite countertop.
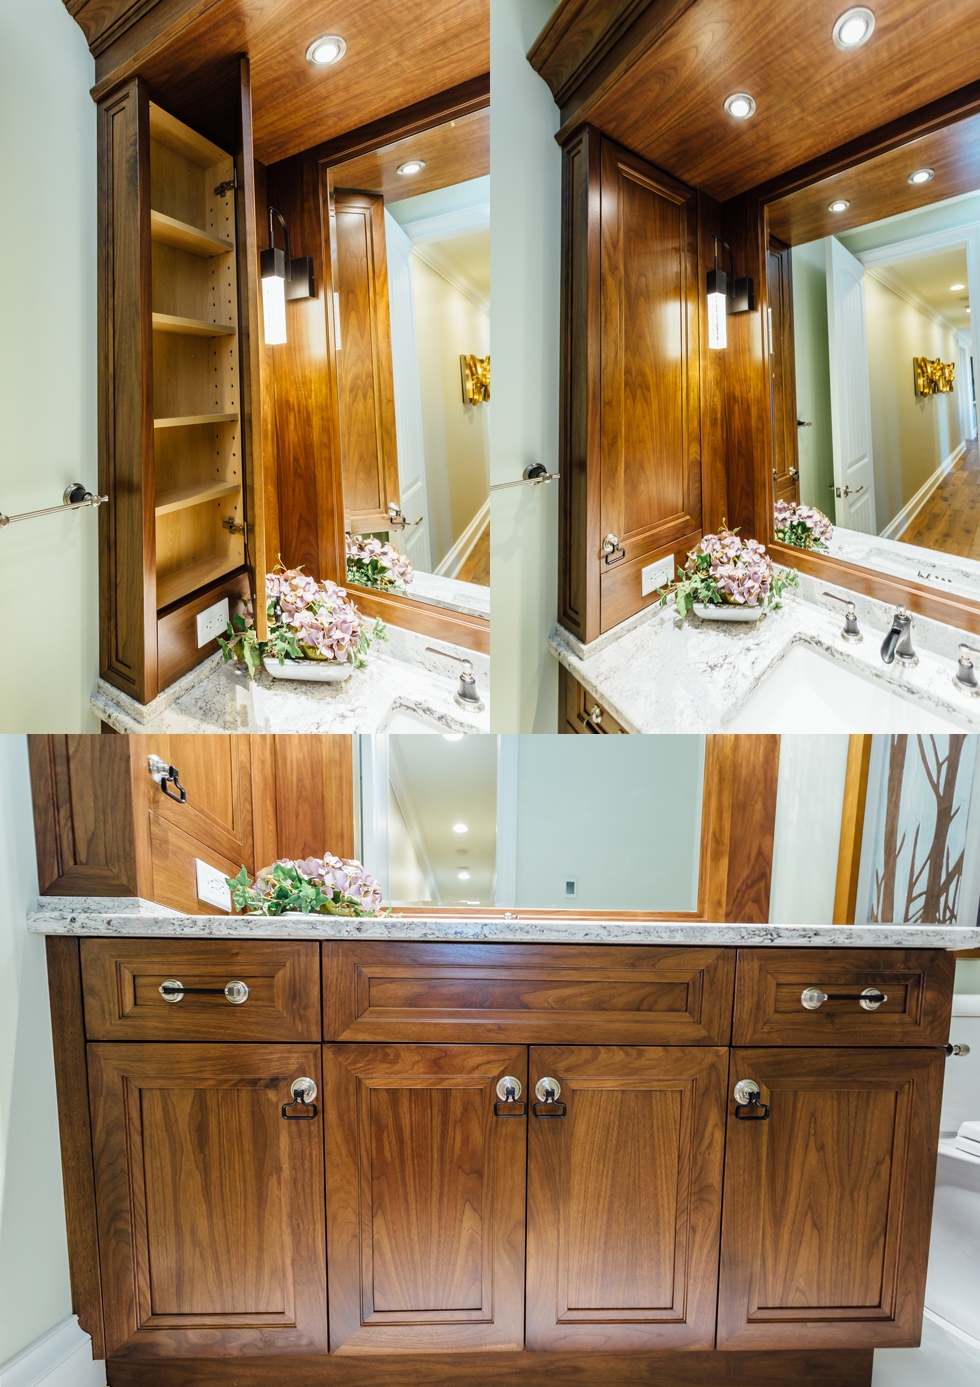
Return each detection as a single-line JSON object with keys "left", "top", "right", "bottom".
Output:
{"left": 92, "top": 624, "right": 490, "bottom": 734}
{"left": 27, "top": 897, "right": 980, "bottom": 949}
{"left": 550, "top": 573, "right": 980, "bottom": 734}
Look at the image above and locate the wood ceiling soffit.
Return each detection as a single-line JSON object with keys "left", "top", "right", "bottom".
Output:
{"left": 65, "top": 0, "right": 220, "bottom": 60}
{"left": 328, "top": 109, "right": 489, "bottom": 204}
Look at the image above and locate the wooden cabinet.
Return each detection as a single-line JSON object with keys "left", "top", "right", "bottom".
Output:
{"left": 526, "top": 1045, "right": 728, "bottom": 1351}
{"left": 559, "top": 664, "right": 627, "bottom": 733}
{"left": 717, "top": 1047, "right": 944, "bottom": 1350}
{"left": 87, "top": 1042, "right": 327, "bottom": 1357}
{"left": 323, "top": 1043, "right": 527, "bottom": 1353}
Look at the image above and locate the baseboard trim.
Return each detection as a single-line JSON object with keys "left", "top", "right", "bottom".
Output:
{"left": 887, "top": 440, "right": 966, "bottom": 541}
{"left": 434, "top": 499, "right": 490, "bottom": 579}
{"left": 0, "top": 1317, "right": 105, "bottom": 1387}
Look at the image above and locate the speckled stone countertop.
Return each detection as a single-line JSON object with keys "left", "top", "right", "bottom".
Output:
{"left": 550, "top": 573, "right": 980, "bottom": 734}
{"left": 92, "top": 624, "right": 490, "bottom": 734}
{"left": 27, "top": 897, "right": 980, "bottom": 949}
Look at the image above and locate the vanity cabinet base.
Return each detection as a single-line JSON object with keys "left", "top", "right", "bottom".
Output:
{"left": 103, "top": 1348, "right": 874, "bottom": 1387}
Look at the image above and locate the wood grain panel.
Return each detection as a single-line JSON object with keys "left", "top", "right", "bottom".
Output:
{"left": 145, "top": 813, "right": 249, "bottom": 916}
{"left": 333, "top": 189, "right": 400, "bottom": 532}
{"left": 558, "top": 664, "right": 628, "bottom": 733}
{"left": 81, "top": 939, "right": 321, "bottom": 1042}
{"left": 323, "top": 942, "right": 734, "bottom": 1045}
{"left": 130, "top": 733, "right": 254, "bottom": 868}
{"left": 324, "top": 1043, "right": 526, "bottom": 1353}
{"left": 328, "top": 107, "right": 489, "bottom": 202}
{"left": 100, "top": 1347, "right": 876, "bottom": 1386}
{"left": 28, "top": 735, "right": 140, "bottom": 896}
{"left": 717, "top": 1047, "right": 944, "bottom": 1350}
{"left": 87, "top": 1042, "right": 327, "bottom": 1357}
{"left": 833, "top": 736, "right": 874, "bottom": 926}
{"left": 248, "top": 734, "right": 355, "bottom": 871}
{"left": 526, "top": 1045, "right": 727, "bottom": 1350}
{"left": 156, "top": 567, "right": 249, "bottom": 688}
{"left": 45, "top": 937, "right": 106, "bottom": 1358}
{"left": 698, "top": 735, "right": 780, "bottom": 923}
{"left": 343, "top": 585, "right": 490, "bottom": 656}
{"left": 733, "top": 948, "right": 955, "bottom": 1047}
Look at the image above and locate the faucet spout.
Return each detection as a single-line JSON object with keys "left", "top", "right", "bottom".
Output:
{"left": 881, "top": 608, "right": 918, "bottom": 668}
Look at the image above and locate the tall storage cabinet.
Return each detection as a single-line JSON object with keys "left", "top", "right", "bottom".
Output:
{"left": 98, "top": 78, "right": 252, "bottom": 705}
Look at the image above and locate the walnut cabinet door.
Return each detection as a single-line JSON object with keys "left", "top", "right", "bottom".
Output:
{"left": 87, "top": 1043, "right": 327, "bottom": 1358}
{"left": 717, "top": 1047, "right": 945, "bottom": 1350}
{"left": 525, "top": 1045, "right": 728, "bottom": 1350}
{"left": 323, "top": 1043, "right": 527, "bottom": 1353}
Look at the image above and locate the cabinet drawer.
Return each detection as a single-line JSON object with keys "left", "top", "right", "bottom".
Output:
{"left": 81, "top": 939, "right": 321, "bottom": 1041}
{"left": 560, "top": 665, "right": 626, "bottom": 733}
{"left": 323, "top": 942, "right": 735, "bottom": 1044}
{"left": 733, "top": 948, "right": 955, "bottom": 1047}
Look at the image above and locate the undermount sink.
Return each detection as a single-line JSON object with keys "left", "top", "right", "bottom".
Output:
{"left": 378, "top": 704, "right": 473, "bottom": 734}
{"left": 727, "top": 642, "right": 968, "bottom": 733}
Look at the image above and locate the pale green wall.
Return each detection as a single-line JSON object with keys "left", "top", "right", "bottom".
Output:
{"left": 489, "top": 0, "right": 562, "bottom": 732}
{"left": 0, "top": 0, "right": 98, "bottom": 733}
{"left": 791, "top": 240, "right": 836, "bottom": 522}
{"left": 0, "top": 736, "right": 73, "bottom": 1361}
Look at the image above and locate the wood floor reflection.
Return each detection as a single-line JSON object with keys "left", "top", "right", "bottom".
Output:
{"left": 900, "top": 438, "right": 980, "bottom": 560}
{"left": 457, "top": 523, "right": 490, "bottom": 586}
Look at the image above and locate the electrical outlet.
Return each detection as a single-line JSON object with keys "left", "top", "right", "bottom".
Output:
{"left": 641, "top": 555, "right": 674, "bottom": 598}
{"left": 196, "top": 859, "right": 232, "bottom": 912}
{"left": 196, "top": 597, "right": 230, "bottom": 648}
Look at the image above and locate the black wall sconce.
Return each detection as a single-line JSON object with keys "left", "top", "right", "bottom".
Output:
{"left": 706, "top": 236, "right": 755, "bottom": 349}
{"left": 260, "top": 206, "right": 315, "bottom": 345}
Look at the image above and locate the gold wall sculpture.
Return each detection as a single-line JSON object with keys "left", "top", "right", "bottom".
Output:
{"left": 913, "top": 356, "right": 956, "bottom": 396}
{"left": 460, "top": 353, "right": 491, "bottom": 404}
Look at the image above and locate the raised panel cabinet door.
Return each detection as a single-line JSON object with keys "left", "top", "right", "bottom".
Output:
{"left": 324, "top": 1043, "right": 527, "bottom": 1353}
{"left": 526, "top": 1045, "right": 728, "bottom": 1351}
{"left": 131, "top": 733, "right": 255, "bottom": 872}
{"left": 717, "top": 1047, "right": 945, "bottom": 1350}
{"left": 87, "top": 1043, "right": 327, "bottom": 1357}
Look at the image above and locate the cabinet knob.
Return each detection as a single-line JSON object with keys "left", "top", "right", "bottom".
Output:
{"left": 493, "top": 1076, "right": 527, "bottom": 1118}
{"left": 158, "top": 979, "right": 250, "bottom": 1005}
{"left": 532, "top": 1077, "right": 566, "bottom": 1118}
{"left": 734, "top": 1079, "right": 770, "bottom": 1121}
{"left": 282, "top": 1077, "right": 318, "bottom": 1120}
{"left": 801, "top": 985, "right": 887, "bottom": 1011}
{"left": 588, "top": 704, "right": 603, "bottom": 726}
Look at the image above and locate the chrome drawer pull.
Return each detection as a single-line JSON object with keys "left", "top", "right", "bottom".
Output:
{"left": 159, "top": 979, "right": 249, "bottom": 1005}
{"left": 282, "top": 1077, "right": 317, "bottom": 1120}
{"left": 734, "top": 1079, "right": 770, "bottom": 1121}
{"left": 801, "top": 986, "right": 887, "bottom": 1011}
{"left": 493, "top": 1076, "right": 527, "bottom": 1118}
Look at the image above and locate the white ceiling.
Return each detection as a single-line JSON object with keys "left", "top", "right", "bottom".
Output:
{"left": 875, "top": 247, "right": 972, "bottom": 332}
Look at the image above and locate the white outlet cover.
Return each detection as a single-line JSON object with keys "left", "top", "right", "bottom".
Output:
{"left": 196, "top": 596, "right": 230, "bottom": 648}
{"left": 196, "top": 859, "right": 232, "bottom": 912}
{"left": 641, "top": 555, "right": 674, "bottom": 598}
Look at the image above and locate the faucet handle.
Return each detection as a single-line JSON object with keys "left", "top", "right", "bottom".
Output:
{"left": 954, "top": 643, "right": 980, "bottom": 696}
{"left": 822, "top": 592, "right": 862, "bottom": 644}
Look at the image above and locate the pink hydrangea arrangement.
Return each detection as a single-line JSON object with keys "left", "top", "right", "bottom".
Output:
{"left": 218, "top": 564, "right": 386, "bottom": 679}
{"left": 226, "top": 855, "right": 384, "bottom": 917}
{"left": 774, "top": 500, "right": 834, "bottom": 551}
{"left": 658, "top": 524, "right": 798, "bottom": 620}
{"left": 345, "top": 532, "right": 414, "bottom": 594}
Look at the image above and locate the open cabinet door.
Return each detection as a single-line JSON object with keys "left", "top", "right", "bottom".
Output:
{"left": 238, "top": 55, "right": 277, "bottom": 639}
{"left": 332, "top": 188, "right": 401, "bottom": 534}
{"left": 826, "top": 236, "right": 877, "bottom": 534}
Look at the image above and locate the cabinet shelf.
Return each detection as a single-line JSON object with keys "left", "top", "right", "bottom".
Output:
{"left": 151, "top": 210, "right": 234, "bottom": 258}
{"left": 155, "top": 481, "right": 241, "bottom": 517}
{"left": 153, "top": 412, "right": 239, "bottom": 429}
{"left": 149, "top": 103, "right": 227, "bottom": 167}
{"left": 157, "top": 555, "right": 239, "bottom": 609}
{"left": 152, "top": 313, "right": 235, "bottom": 338}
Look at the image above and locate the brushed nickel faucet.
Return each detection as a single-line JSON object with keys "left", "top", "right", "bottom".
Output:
{"left": 880, "top": 607, "right": 918, "bottom": 668}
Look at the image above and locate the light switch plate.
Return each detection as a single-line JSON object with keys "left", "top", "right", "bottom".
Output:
{"left": 196, "top": 597, "right": 230, "bottom": 648}
{"left": 195, "top": 859, "right": 232, "bottom": 912}
{"left": 641, "top": 555, "right": 674, "bottom": 597}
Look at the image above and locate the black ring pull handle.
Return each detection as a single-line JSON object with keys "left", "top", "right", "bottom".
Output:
{"left": 532, "top": 1078, "right": 567, "bottom": 1119}
{"left": 148, "top": 754, "right": 186, "bottom": 803}
{"left": 734, "top": 1080, "right": 770, "bottom": 1121}
{"left": 282, "top": 1078, "right": 318, "bottom": 1120}
{"left": 493, "top": 1076, "right": 527, "bottom": 1118}
{"left": 533, "top": 1101, "right": 567, "bottom": 1118}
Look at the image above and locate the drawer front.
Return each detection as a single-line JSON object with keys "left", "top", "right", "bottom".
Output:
{"left": 733, "top": 948, "right": 955, "bottom": 1047}
{"left": 323, "top": 942, "right": 735, "bottom": 1044}
{"left": 560, "top": 665, "right": 626, "bottom": 733}
{"left": 81, "top": 939, "right": 321, "bottom": 1041}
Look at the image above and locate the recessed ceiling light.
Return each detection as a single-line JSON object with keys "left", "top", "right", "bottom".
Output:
{"left": 724, "top": 93, "right": 756, "bottom": 120}
{"left": 452, "top": 822, "right": 468, "bottom": 834}
{"left": 458, "top": 869, "right": 471, "bottom": 880}
{"left": 908, "top": 168, "right": 935, "bottom": 185}
{"left": 951, "top": 283, "right": 966, "bottom": 291}
{"left": 305, "top": 34, "right": 346, "bottom": 66}
{"left": 828, "top": 199, "right": 851, "bottom": 213}
{"left": 397, "top": 160, "right": 426, "bottom": 176}
{"left": 832, "top": 8, "right": 875, "bottom": 50}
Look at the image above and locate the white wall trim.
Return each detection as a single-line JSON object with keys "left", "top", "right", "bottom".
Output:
{"left": 879, "top": 441, "right": 965, "bottom": 541}
{"left": 0, "top": 1318, "right": 105, "bottom": 1387}
{"left": 864, "top": 264, "right": 962, "bottom": 336}
{"left": 433, "top": 499, "right": 489, "bottom": 579}
{"left": 412, "top": 242, "right": 489, "bottom": 315}
{"left": 399, "top": 204, "right": 490, "bottom": 244}
{"left": 494, "top": 737, "right": 519, "bottom": 908}
{"left": 923, "top": 1307, "right": 980, "bottom": 1355}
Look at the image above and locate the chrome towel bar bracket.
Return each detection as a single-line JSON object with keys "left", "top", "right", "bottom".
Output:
{"left": 0, "top": 483, "right": 107, "bottom": 529}
{"left": 490, "top": 463, "right": 560, "bottom": 492}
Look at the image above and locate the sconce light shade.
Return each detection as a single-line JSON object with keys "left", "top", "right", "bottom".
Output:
{"left": 260, "top": 246, "right": 288, "bottom": 345}
{"left": 707, "top": 266, "right": 728, "bottom": 350}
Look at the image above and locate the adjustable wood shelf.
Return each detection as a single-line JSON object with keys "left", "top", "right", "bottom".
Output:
{"left": 155, "top": 481, "right": 241, "bottom": 516}
{"left": 157, "top": 554, "right": 242, "bottom": 610}
{"left": 152, "top": 313, "right": 236, "bottom": 337}
{"left": 153, "top": 413, "right": 240, "bottom": 429}
{"left": 150, "top": 209, "right": 234, "bottom": 258}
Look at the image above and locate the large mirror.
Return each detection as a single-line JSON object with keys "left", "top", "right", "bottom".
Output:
{"left": 766, "top": 111, "right": 980, "bottom": 601}
{"left": 326, "top": 108, "right": 490, "bottom": 620}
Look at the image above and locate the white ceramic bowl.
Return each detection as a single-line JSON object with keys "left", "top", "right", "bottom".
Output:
{"left": 692, "top": 602, "right": 765, "bottom": 623}
{"left": 262, "top": 656, "right": 354, "bottom": 683}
